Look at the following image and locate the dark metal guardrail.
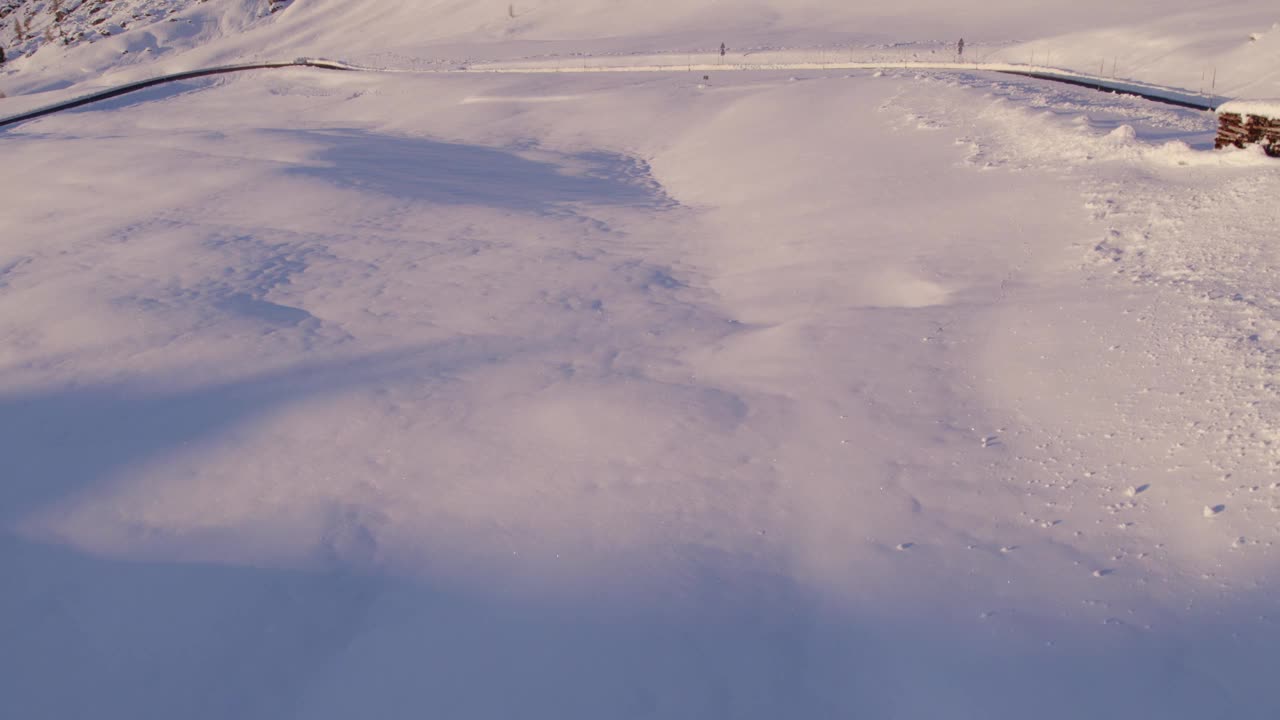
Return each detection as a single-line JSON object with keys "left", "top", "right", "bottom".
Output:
{"left": 0, "top": 58, "right": 356, "bottom": 129}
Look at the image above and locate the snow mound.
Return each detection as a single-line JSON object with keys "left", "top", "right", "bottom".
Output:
{"left": 1217, "top": 99, "right": 1280, "bottom": 117}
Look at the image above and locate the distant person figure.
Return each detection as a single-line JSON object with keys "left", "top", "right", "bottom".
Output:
{"left": 957, "top": 38, "right": 965, "bottom": 59}
{"left": 0, "top": 47, "right": 6, "bottom": 65}
{"left": 720, "top": 42, "right": 727, "bottom": 57}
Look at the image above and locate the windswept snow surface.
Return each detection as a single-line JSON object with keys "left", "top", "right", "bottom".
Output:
{"left": 4, "top": 3, "right": 1280, "bottom": 720}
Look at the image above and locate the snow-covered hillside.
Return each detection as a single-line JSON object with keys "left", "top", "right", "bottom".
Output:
{"left": 1, "top": 0, "right": 1278, "bottom": 98}
{"left": 3, "top": 2, "right": 1280, "bottom": 719}
{"left": 0, "top": 0, "right": 293, "bottom": 97}
{"left": 0, "top": 0, "right": 287, "bottom": 62}
{"left": 997, "top": 9, "right": 1280, "bottom": 99}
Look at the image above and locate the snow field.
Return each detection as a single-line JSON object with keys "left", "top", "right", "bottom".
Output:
{"left": 4, "top": 62, "right": 1280, "bottom": 717}
{"left": 3, "top": 1, "right": 1280, "bottom": 717}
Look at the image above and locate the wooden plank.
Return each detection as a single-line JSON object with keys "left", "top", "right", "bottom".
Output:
{"left": 1217, "top": 111, "right": 1280, "bottom": 155}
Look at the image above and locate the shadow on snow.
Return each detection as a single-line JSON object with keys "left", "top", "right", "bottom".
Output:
{"left": 283, "top": 129, "right": 674, "bottom": 213}
{"left": 0, "top": 340, "right": 513, "bottom": 528}
{"left": 0, "top": 350, "right": 1275, "bottom": 719}
{"left": 3, "top": 529, "right": 1277, "bottom": 720}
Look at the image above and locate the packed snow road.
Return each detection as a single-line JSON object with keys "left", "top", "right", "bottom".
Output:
{"left": 2, "top": 64, "right": 1279, "bottom": 719}
{"left": 0, "top": 55, "right": 1221, "bottom": 131}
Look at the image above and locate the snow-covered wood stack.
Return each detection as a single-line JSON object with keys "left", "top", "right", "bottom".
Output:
{"left": 1216, "top": 101, "right": 1280, "bottom": 157}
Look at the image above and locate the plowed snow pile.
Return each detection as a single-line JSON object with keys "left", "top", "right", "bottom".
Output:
{"left": 2, "top": 2, "right": 1279, "bottom": 719}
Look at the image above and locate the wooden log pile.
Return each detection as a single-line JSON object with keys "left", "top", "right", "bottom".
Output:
{"left": 1216, "top": 112, "right": 1280, "bottom": 157}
